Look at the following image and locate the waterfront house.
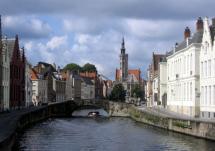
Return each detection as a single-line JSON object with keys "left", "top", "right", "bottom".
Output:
{"left": 146, "top": 53, "right": 166, "bottom": 107}
{"left": 81, "top": 77, "right": 95, "bottom": 100}
{"left": 9, "top": 35, "right": 26, "bottom": 109}
{"left": 159, "top": 60, "right": 167, "bottom": 108}
{"left": 0, "top": 38, "right": 10, "bottom": 111}
{"left": 200, "top": 17, "right": 215, "bottom": 118}
{"left": 62, "top": 71, "right": 82, "bottom": 100}
{"left": 80, "top": 71, "right": 103, "bottom": 99}
{"left": 33, "top": 62, "right": 56, "bottom": 103}
{"left": 31, "top": 68, "right": 48, "bottom": 106}
{"left": 25, "top": 60, "right": 33, "bottom": 107}
{"left": 166, "top": 18, "right": 203, "bottom": 117}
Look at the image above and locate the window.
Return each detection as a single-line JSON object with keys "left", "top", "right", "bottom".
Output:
{"left": 187, "top": 82, "right": 189, "bottom": 101}
{"left": 205, "top": 61, "right": 207, "bottom": 77}
{"left": 209, "top": 86, "right": 211, "bottom": 105}
{"left": 190, "top": 82, "right": 192, "bottom": 101}
{"left": 184, "top": 83, "right": 186, "bottom": 101}
{"left": 205, "top": 86, "right": 207, "bottom": 105}
{"left": 201, "top": 62, "right": 203, "bottom": 77}
{"left": 214, "top": 59, "right": 215, "bottom": 76}
{"left": 202, "top": 112, "right": 204, "bottom": 117}
{"left": 201, "top": 87, "right": 204, "bottom": 105}
{"left": 209, "top": 60, "right": 211, "bottom": 76}
{"left": 214, "top": 85, "right": 215, "bottom": 105}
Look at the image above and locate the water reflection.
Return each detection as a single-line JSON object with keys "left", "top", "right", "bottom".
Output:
{"left": 72, "top": 109, "right": 109, "bottom": 117}
{"left": 15, "top": 117, "right": 215, "bottom": 151}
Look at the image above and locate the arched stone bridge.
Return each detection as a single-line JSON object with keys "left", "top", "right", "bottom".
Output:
{"left": 69, "top": 99, "right": 110, "bottom": 113}
{"left": 49, "top": 99, "right": 129, "bottom": 117}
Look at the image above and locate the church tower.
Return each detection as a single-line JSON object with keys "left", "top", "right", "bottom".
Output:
{"left": 120, "top": 37, "right": 128, "bottom": 81}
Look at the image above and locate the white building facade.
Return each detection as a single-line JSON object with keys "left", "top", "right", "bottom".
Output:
{"left": 159, "top": 61, "right": 167, "bottom": 107}
{"left": 167, "top": 18, "right": 203, "bottom": 117}
{"left": 152, "top": 76, "right": 159, "bottom": 106}
{"left": 32, "top": 79, "right": 48, "bottom": 106}
{"left": 200, "top": 17, "right": 215, "bottom": 118}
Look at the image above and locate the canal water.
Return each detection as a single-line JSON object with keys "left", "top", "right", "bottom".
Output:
{"left": 14, "top": 109, "right": 215, "bottom": 151}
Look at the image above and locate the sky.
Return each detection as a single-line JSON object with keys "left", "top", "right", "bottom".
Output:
{"left": 0, "top": 0, "right": 215, "bottom": 79}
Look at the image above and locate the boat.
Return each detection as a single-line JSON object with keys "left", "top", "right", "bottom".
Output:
{"left": 88, "top": 111, "right": 100, "bottom": 117}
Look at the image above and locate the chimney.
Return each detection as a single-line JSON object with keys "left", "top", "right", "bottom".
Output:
{"left": 196, "top": 17, "right": 203, "bottom": 31}
{"left": 184, "top": 27, "right": 191, "bottom": 40}
{"left": 212, "top": 17, "right": 215, "bottom": 27}
{"left": 173, "top": 42, "right": 178, "bottom": 53}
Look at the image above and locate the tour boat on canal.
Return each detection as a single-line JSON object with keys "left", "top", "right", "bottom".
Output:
{"left": 88, "top": 111, "right": 100, "bottom": 117}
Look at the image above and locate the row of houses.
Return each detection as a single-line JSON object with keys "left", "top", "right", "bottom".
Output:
{"left": 145, "top": 17, "right": 215, "bottom": 119}
{"left": 31, "top": 62, "right": 113, "bottom": 106}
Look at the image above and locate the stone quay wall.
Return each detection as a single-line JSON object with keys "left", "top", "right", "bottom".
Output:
{"left": 0, "top": 101, "right": 72, "bottom": 151}
{"left": 109, "top": 102, "right": 215, "bottom": 141}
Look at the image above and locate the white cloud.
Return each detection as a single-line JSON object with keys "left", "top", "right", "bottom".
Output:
{"left": 124, "top": 18, "right": 194, "bottom": 41}
{"left": 46, "top": 35, "right": 68, "bottom": 50}
{"left": 3, "top": 15, "right": 52, "bottom": 39}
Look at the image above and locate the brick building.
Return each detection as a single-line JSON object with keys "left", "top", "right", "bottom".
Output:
{"left": 80, "top": 71, "right": 103, "bottom": 99}
{"left": 10, "top": 35, "right": 25, "bottom": 109}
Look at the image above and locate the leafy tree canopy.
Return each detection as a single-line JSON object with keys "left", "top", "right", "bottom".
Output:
{"left": 63, "top": 63, "right": 82, "bottom": 72}
{"left": 131, "top": 84, "right": 143, "bottom": 98}
{"left": 82, "top": 63, "right": 97, "bottom": 72}
{"left": 109, "top": 83, "right": 126, "bottom": 102}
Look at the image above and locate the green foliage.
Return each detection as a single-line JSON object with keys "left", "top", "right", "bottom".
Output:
{"left": 131, "top": 84, "right": 143, "bottom": 98}
{"left": 172, "top": 120, "right": 191, "bottom": 129}
{"left": 109, "top": 83, "right": 126, "bottom": 102}
{"left": 82, "top": 63, "right": 97, "bottom": 72}
{"left": 63, "top": 63, "right": 82, "bottom": 72}
{"left": 64, "top": 63, "right": 97, "bottom": 73}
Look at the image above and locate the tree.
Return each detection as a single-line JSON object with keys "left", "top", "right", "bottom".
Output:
{"left": 63, "top": 63, "right": 82, "bottom": 72}
{"left": 110, "top": 83, "right": 126, "bottom": 102}
{"left": 82, "top": 63, "right": 97, "bottom": 72}
{"left": 131, "top": 85, "right": 143, "bottom": 98}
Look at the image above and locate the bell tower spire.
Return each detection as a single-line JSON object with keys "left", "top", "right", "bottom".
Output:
{"left": 121, "top": 37, "right": 126, "bottom": 54}
{"left": 119, "top": 37, "right": 128, "bottom": 81}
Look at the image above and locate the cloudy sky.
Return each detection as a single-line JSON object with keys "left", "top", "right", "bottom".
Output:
{"left": 0, "top": 0, "right": 215, "bottom": 79}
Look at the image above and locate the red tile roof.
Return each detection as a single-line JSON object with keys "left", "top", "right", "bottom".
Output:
{"left": 80, "top": 72, "right": 97, "bottom": 79}
{"left": 30, "top": 68, "right": 39, "bottom": 80}
{"left": 115, "top": 69, "right": 141, "bottom": 81}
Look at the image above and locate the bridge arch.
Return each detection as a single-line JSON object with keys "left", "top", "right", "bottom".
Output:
{"left": 69, "top": 100, "right": 110, "bottom": 114}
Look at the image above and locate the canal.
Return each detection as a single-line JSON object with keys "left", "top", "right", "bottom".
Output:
{"left": 14, "top": 109, "right": 215, "bottom": 151}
